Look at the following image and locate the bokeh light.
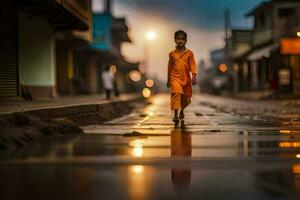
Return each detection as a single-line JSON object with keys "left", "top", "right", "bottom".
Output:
{"left": 145, "top": 79, "right": 154, "bottom": 88}
{"left": 219, "top": 63, "right": 228, "bottom": 73}
{"left": 129, "top": 70, "right": 141, "bottom": 82}
{"left": 142, "top": 88, "right": 151, "bottom": 98}
{"left": 297, "top": 32, "right": 300, "bottom": 37}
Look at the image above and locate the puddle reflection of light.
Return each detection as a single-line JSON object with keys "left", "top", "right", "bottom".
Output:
{"left": 279, "top": 142, "right": 300, "bottom": 148}
{"left": 130, "top": 139, "right": 144, "bottom": 157}
{"left": 131, "top": 165, "right": 144, "bottom": 174}
{"left": 148, "top": 111, "right": 154, "bottom": 116}
{"left": 280, "top": 130, "right": 300, "bottom": 134}
{"left": 280, "top": 130, "right": 292, "bottom": 134}
{"left": 132, "top": 146, "right": 143, "bottom": 157}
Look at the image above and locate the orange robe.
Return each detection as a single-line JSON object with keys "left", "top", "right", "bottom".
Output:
{"left": 168, "top": 48, "right": 197, "bottom": 110}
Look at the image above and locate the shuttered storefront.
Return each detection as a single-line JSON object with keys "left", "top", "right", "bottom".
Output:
{"left": 0, "top": 0, "right": 18, "bottom": 98}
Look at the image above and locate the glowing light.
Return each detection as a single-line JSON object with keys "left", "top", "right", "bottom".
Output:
{"left": 279, "top": 130, "right": 300, "bottom": 134}
{"left": 142, "top": 88, "right": 151, "bottom": 98}
{"left": 130, "top": 139, "right": 144, "bottom": 157}
{"left": 131, "top": 165, "right": 144, "bottom": 174}
{"left": 297, "top": 32, "right": 300, "bottom": 37}
{"left": 132, "top": 146, "right": 143, "bottom": 157}
{"left": 129, "top": 70, "right": 141, "bottom": 82}
{"left": 146, "top": 31, "right": 156, "bottom": 41}
{"left": 109, "top": 65, "right": 117, "bottom": 74}
{"left": 280, "top": 130, "right": 291, "bottom": 134}
{"left": 293, "top": 164, "right": 300, "bottom": 174}
{"left": 297, "top": 154, "right": 300, "bottom": 159}
{"left": 145, "top": 79, "right": 154, "bottom": 88}
{"left": 279, "top": 142, "right": 300, "bottom": 148}
{"left": 219, "top": 63, "right": 228, "bottom": 73}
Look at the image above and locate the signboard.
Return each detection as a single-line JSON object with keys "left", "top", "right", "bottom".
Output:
{"left": 281, "top": 38, "right": 300, "bottom": 55}
{"left": 92, "top": 13, "right": 112, "bottom": 51}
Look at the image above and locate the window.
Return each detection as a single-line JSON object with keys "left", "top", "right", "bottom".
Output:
{"left": 278, "top": 8, "right": 295, "bottom": 18}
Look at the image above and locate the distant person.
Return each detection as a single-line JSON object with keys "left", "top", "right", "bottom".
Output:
{"left": 102, "top": 66, "right": 114, "bottom": 100}
{"left": 167, "top": 30, "right": 197, "bottom": 127}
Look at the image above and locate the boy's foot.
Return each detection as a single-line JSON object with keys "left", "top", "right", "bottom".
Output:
{"left": 173, "top": 117, "right": 179, "bottom": 126}
{"left": 179, "top": 110, "right": 185, "bottom": 119}
{"left": 180, "top": 120, "right": 185, "bottom": 127}
{"left": 173, "top": 116, "right": 179, "bottom": 122}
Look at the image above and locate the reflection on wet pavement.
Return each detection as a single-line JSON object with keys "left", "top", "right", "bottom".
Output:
{"left": 2, "top": 94, "right": 300, "bottom": 200}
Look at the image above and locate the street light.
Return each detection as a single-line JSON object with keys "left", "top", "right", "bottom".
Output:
{"left": 143, "top": 31, "right": 157, "bottom": 75}
{"left": 146, "top": 31, "right": 156, "bottom": 41}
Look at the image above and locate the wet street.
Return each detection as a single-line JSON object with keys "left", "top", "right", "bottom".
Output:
{"left": 2, "top": 94, "right": 300, "bottom": 200}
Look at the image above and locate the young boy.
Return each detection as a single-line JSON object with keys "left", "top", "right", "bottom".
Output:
{"left": 167, "top": 30, "right": 197, "bottom": 125}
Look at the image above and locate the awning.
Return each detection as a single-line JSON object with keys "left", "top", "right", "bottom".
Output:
{"left": 247, "top": 44, "right": 279, "bottom": 61}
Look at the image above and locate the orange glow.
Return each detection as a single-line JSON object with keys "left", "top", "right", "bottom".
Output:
{"left": 219, "top": 63, "right": 228, "bottom": 73}
{"left": 280, "top": 38, "right": 300, "bottom": 55}
{"left": 129, "top": 139, "right": 144, "bottom": 157}
{"left": 142, "top": 88, "right": 151, "bottom": 98}
{"left": 131, "top": 165, "right": 144, "bottom": 174}
{"left": 279, "top": 142, "right": 300, "bottom": 148}
{"left": 145, "top": 79, "right": 154, "bottom": 88}
{"left": 280, "top": 130, "right": 300, "bottom": 134}
{"left": 293, "top": 164, "right": 300, "bottom": 173}
{"left": 129, "top": 70, "right": 141, "bottom": 82}
{"left": 280, "top": 130, "right": 291, "bottom": 134}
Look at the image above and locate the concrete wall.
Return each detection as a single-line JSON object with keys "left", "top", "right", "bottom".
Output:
{"left": 18, "top": 13, "right": 56, "bottom": 98}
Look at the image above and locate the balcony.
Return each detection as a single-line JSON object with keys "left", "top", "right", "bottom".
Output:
{"left": 18, "top": 0, "right": 91, "bottom": 31}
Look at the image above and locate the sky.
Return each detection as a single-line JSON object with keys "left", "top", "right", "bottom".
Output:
{"left": 92, "top": 0, "right": 263, "bottom": 80}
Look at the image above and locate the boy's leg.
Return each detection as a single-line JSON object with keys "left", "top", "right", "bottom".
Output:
{"left": 171, "top": 93, "right": 181, "bottom": 120}
{"left": 174, "top": 109, "right": 179, "bottom": 120}
{"left": 179, "top": 95, "right": 191, "bottom": 119}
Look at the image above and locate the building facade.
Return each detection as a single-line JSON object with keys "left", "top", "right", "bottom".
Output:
{"left": 234, "top": 0, "right": 300, "bottom": 96}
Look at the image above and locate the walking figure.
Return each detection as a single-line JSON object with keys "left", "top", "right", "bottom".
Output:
{"left": 102, "top": 65, "right": 114, "bottom": 100}
{"left": 167, "top": 30, "right": 197, "bottom": 127}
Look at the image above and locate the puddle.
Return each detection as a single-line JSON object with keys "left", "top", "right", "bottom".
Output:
{"left": 1, "top": 164, "right": 300, "bottom": 200}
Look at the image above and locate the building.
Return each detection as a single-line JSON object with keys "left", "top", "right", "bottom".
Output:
{"left": 0, "top": 1, "right": 18, "bottom": 98}
{"left": 81, "top": 1, "right": 139, "bottom": 95}
{"left": 55, "top": 0, "right": 93, "bottom": 96}
{"left": 0, "top": 0, "right": 92, "bottom": 99}
{"left": 234, "top": 0, "right": 300, "bottom": 96}
{"left": 231, "top": 29, "right": 252, "bottom": 92}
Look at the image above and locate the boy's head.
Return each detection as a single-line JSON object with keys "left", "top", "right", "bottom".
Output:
{"left": 174, "top": 30, "right": 187, "bottom": 48}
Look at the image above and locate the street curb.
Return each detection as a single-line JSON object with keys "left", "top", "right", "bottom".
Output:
{"left": 0, "top": 96, "right": 145, "bottom": 122}
{"left": 0, "top": 96, "right": 146, "bottom": 150}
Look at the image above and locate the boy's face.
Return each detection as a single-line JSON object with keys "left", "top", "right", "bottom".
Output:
{"left": 175, "top": 35, "right": 187, "bottom": 47}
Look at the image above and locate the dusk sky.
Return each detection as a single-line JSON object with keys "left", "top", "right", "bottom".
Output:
{"left": 93, "top": 0, "right": 263, "bottom": 80}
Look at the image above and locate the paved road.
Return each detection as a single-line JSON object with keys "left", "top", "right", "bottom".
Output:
{"left": 1, "top": 94, "right": 300, "bottom": 200}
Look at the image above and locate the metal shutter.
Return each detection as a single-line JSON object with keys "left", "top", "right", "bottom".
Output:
{"left": 0, "top": 0, "right": 18, "bottom": 98}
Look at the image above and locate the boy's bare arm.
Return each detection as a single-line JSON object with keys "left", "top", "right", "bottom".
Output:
{"left": 190, "top": 52, "right": 197, "bottom": 85}
{"left": 167, "top": 54, "right": 172, "bottom": 88}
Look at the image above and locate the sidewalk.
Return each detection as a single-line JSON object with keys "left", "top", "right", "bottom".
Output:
{"left": 0, "top": 94, "right": 139, "bottom": 115}
{"left": 233, "top": 90, "right": 300, "bottom": 101}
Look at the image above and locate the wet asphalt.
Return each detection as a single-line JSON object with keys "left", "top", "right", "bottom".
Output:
{"left": 1, "top": 94, "right": 300, "bottom": 200}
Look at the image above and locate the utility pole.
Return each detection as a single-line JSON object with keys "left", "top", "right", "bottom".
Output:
{"left": 224, "top": 8, "right": 231, "bottom": 67}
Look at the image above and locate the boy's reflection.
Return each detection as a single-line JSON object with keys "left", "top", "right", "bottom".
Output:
{"left": 171, "top": 128, "right": 192, "bottom": 188}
